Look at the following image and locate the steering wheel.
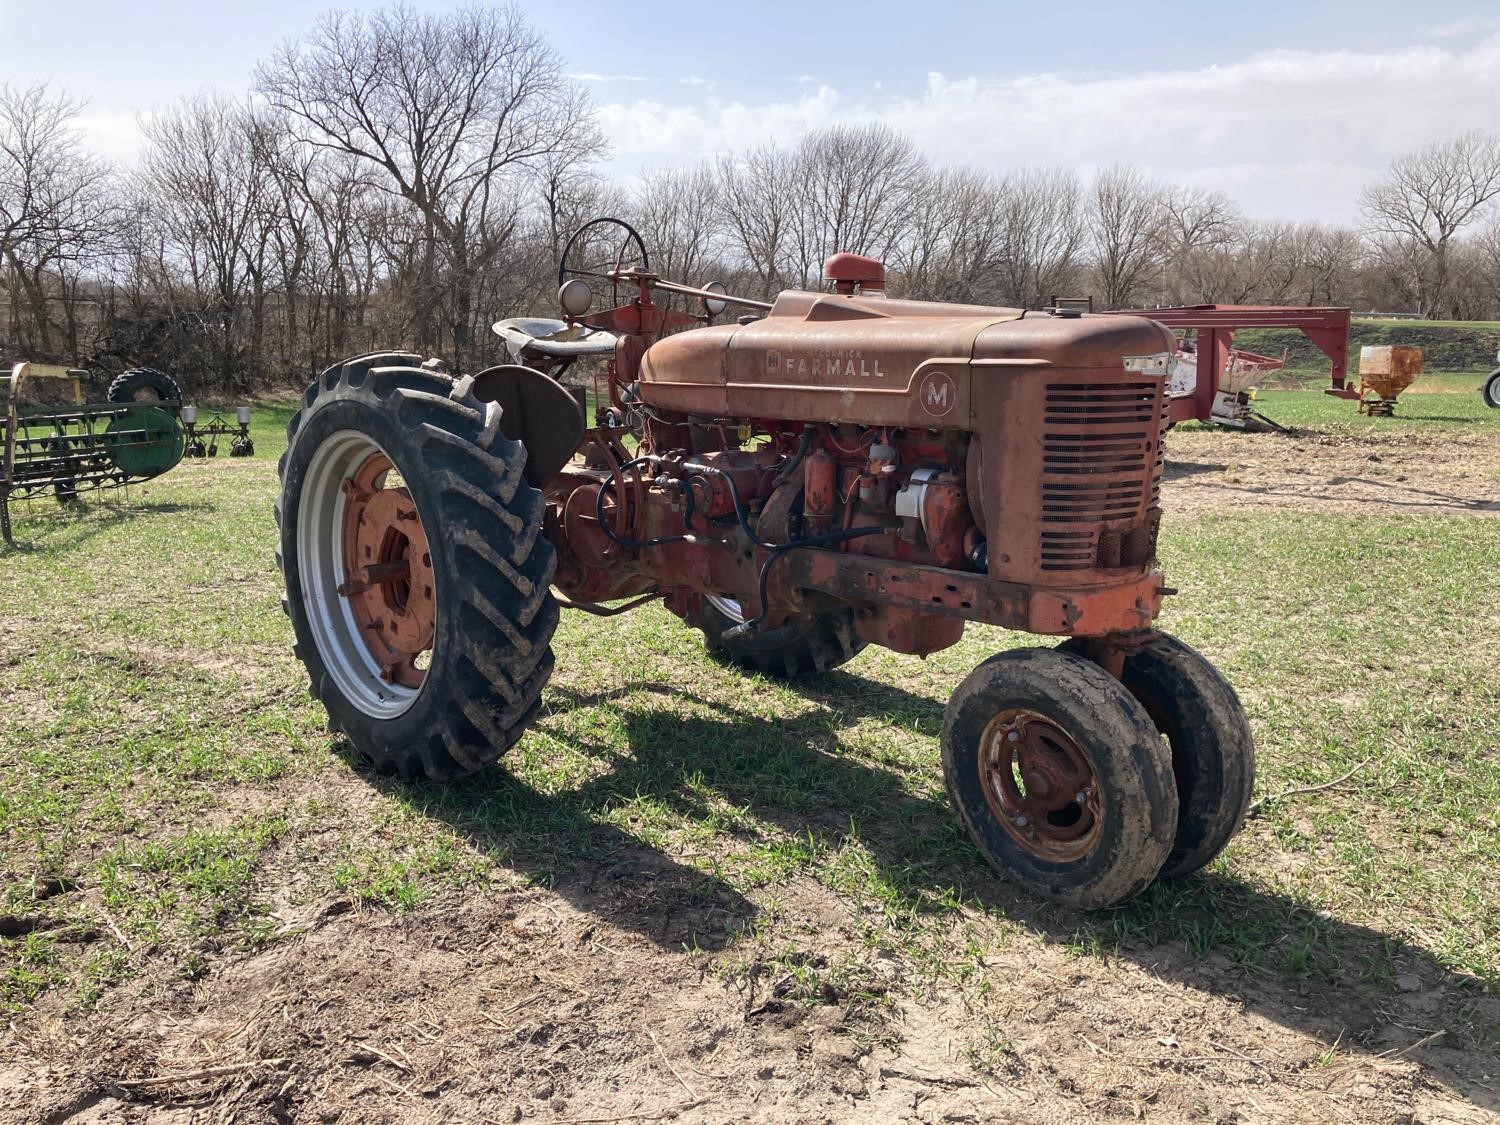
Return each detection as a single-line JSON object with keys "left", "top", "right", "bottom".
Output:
{"left": 557, "top": 218, "right": 652, "bottom": 310}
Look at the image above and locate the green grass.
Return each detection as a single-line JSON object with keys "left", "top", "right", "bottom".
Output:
{"left": 1248, "top": 379, "right": 1498, "bottom": 428}
{"left": 0, "top": 394, "right": 1495, "bottom": 1056}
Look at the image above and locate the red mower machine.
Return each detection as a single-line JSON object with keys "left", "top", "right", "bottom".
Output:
{"left": 278, "top": 219, "right": 1254, "bottom": 909}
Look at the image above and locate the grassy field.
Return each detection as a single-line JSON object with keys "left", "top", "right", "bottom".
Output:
{"left": 1, "top": 383, "right": 1497, "bottom": 1119}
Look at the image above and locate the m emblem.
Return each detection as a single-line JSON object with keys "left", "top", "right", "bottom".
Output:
{"left": 918, "top": 370, "right": 956, "bottom": 417}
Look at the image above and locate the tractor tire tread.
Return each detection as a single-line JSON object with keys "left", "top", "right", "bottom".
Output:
{"left": 1062, "top": 633, "right": 1255, "bottom": 880}
{"left": 278, "top": 357, "right": 556, "bottom": 781}
{"left": 689, "top": 601, "right": 865, "bottom": 679}
{"left": 942, "top": 646, "right": 1178, "bottom": 909}
{"left": 107, "top": 367, "right": 183, "bottom": 404}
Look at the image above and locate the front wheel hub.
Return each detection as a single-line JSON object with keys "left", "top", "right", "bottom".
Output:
{"left": 979, "top": 708, "right": 1102, "bottom": 862}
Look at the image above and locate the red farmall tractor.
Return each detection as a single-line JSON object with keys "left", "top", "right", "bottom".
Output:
{"left": 277, "top": 219, "right": 1254, "bottom": 909}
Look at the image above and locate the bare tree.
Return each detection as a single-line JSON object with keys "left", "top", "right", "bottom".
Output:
{"left": 893, "top": 166, "right": 1004, "bottom": 301}
{"left": 716, "top": 145, "right": 800, "bottom": 300}
{"left": 992, "top": 167, "right": 1084, "bottom": 307}
{"left": 1088, "top": 164, "right": 1167, "bottom": 309}
{"left": 255, "top": 4, "right": 601, "bottom": 366}
{"left": 790, "top": 124, "right": 927, "bottom": 285}
{"left": 0, "top": 82, "right": 116, "bottom": 359}
{"left": 139, "top": 94, "right": 270, "bottom": 388}
{"left": 1361, "top": 131, "right": 1500, "bottom": 318}
{"left": 630, "top": 164, "right": 724, "bottom": 292}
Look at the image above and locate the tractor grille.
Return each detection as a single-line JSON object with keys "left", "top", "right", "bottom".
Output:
{"left": 1039, "top": 381, "right": 1162, "bottom": 571}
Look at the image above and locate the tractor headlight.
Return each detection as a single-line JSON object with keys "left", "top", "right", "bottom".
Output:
{"left": 702, "top": 281, "right": 728, "bottom": 316}
{"left": 559, "top": 278, "right": 592, "bottom": 317}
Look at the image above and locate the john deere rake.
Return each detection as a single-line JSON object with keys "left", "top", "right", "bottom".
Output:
{"left": 1, "top": 362, "right": 187, "bottom": 544}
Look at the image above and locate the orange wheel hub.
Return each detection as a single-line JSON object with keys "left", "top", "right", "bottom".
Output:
{"left": 979, "top": 707, "right": 1102, "bottom": 862}
{"left": 338, "top": 452, "right": 435, "bottom": 688}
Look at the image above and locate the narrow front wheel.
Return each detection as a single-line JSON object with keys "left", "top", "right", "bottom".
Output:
{"left": 1062, "top": 633, "right": 1255, "bottom": 879}
{"left": 941, "top": 647, "right": 1178, "bottom": 909}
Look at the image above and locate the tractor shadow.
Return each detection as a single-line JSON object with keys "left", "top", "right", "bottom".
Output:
{"left": 1161, "top": 459, "right": 1228, "bottom": 480}
{"left": 377, "top": 672, "right": 1497, "bottom": 1109}
{"left": 0, "top": 498, "right": 194, "bottom": 552}
{"left": 1188, "top": 475, "right": 1498, "bottom": 514}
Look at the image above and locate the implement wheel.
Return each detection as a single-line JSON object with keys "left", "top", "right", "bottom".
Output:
{"left": 1062, "top": 633, "right": 1255, "bottom": 878}
{"left": 276, "top": 354, "right": 558, "bottom": 780}
{"left": 688, "top": 597, "right": 865, "bottom": 679}
{"left": 1483, "top": 370, "right": 1500, "bottom": 409}
{"left": 941, "top": 647, "right": 1177, "bottom": 909}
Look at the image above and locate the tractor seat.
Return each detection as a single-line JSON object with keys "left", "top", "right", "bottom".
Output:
{"left": 491, "top": 317, "right": 616, "bottom": 363}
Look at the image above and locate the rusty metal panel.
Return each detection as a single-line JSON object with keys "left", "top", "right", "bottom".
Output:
{"left": 973, "top": 360, "right": 1165, "bottom": 588}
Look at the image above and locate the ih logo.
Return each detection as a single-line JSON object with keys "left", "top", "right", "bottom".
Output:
{"left": 919, "top": 369, "right": 957, "bottom": 417}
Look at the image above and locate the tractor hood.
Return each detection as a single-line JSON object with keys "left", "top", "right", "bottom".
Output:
{"left": 638, "top": 289, "right": 1176, "bottom": 428}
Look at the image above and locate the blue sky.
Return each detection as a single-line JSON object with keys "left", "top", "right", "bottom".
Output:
{"left": 3, "top": 0, "right": 1498, "bottom": 222}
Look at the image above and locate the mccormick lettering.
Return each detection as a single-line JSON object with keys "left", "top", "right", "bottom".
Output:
{"left": 767, "top": 348, "right": 885, "bottom": 378}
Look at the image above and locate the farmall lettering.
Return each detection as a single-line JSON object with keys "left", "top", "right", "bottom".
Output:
{"left": 768, "top": 349, "right": 885, "bottom": 379}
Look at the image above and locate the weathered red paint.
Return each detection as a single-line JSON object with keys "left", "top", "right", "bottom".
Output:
{"left": 516, "top": 252, "right": 1182, "bottom": 660}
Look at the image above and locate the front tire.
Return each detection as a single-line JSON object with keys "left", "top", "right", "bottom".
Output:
{"left": 942, "top": 647, "right": 1178, "bottom": 909}
{"left": 1483, "top": 370, "right": 1500, "bottom": 409}
{"left": 1062, "top": 633, "right": 1255, "bottom": 879}
{"left": 276, "top": 354, "right": 558, "bottom": 780}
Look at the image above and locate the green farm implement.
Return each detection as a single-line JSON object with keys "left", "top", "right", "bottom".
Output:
{"left": 1, "top": 363, "right": 188, "bottom": 545}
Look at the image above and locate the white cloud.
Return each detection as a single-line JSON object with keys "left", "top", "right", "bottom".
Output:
{"left": 594, "top": 35, "right": 1500, "bottom": 222}
{"left": 598, "top": 85, "right": 843, "bottom": 163}
{"left": 678, "top": 76, "right": 711, "bottom": 87}
{"left": 569, "top": 73, "right": 648, "bottom": 83}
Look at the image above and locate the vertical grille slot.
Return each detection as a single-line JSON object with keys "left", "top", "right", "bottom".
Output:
{"left": 1040, "top": 380, "right": 1162, "bottom": 571}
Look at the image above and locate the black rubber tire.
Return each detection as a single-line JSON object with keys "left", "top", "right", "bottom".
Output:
{"left": 1061, "top": 633, "right": 1255, "bottom": 879}
{"left": 1483, "top": 370, "right": 1500, "bottom": 409}
{"left": 688, "top": 600, "right": 865, "bottom": 678}
{"left": 275, "top": 353, "right": 558, "bottom": 781}
{"left": 941, "top": 647, "right": 1178, "bottom": 909}
{"left": 107, "top": 367, "right": 183, "bottom": 404}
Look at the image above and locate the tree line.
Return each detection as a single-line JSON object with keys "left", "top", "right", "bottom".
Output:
{"left": 4, "top": 4, "right": 1500, "bottom": 393}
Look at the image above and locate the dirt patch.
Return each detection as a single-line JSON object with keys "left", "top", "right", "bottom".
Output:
{"left": 1164, "top": 428, "right": 1500, "bottom": 517}
{"left": 4, "top": 876, "right": 1495, "bottom": 1123}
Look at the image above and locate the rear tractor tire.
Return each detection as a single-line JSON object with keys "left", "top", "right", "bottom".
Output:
{"left": 276, "top": 354, "right": 558, "bottom": 780}
{"left": 107, "top": 367, "right": 183, "bottom": 405}
{"left": 1061, "top": 632, "right": 1255, "bottom": 879}
{"left": 941, "top": 647, "right": 1178, "bottom": 909}
{"left": 688, "top": 596, "right": 865, "bottom": 679}
{"left": 1483, "top": 369, "right": 1500, "bottom": 409}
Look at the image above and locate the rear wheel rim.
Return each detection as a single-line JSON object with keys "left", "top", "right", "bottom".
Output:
{"left": 706, "top": 594, "right": 746, "bottom": 624}
{"left": 298, "top": 430, "right": 434, "bottom": 718}
{"left": 978, "top": 707, "right": 1103, "bottom": 862}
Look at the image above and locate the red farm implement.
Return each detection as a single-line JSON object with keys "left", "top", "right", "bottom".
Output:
{"left": 1096, "top": 304, "right": 1352, "bottom": 428}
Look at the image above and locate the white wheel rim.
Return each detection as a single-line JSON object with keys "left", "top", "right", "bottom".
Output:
{"left": 706, "top": 594, "right": 746, "bottom": 624}
{"left": 297, "top": 429, "right": 425, "bottom": 719}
